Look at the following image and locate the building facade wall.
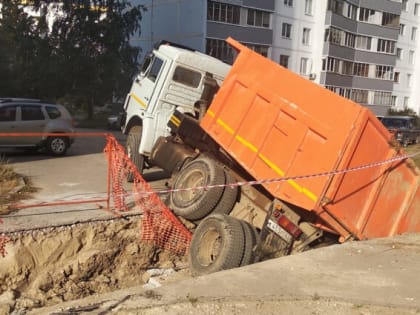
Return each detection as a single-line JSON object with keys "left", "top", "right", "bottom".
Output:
{"left": 128, "top": 0, "right": 419, "bottom": 115}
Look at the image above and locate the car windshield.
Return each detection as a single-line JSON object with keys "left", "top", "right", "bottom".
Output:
{"left": 381, "top": 118, "right": 411, "bottom": 129}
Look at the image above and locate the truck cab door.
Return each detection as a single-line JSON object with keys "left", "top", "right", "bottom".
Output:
{"left": 128, "top": 54, "right": 164, "bottom": 113}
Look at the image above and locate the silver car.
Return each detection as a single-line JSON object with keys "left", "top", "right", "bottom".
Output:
{"left": 0, "top": 98, "right": 75, "bottom": 156}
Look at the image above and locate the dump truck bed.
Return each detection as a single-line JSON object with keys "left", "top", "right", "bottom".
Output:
{"left": 201, "top": 37, "right": 420, "bottom": 241}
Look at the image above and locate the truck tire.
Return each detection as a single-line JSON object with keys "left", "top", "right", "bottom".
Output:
{"left": 126, "top": 125, "right": 144, "bottom": 182}
{"left": 46, "top": 136, "right": 69, "bottom": 156}
{"left": 189, "top": 214, "right": 245, "bottom": 276}
{"left": 239, "top": 220, "right": 260, "bottom": 267}
{"left": 170, "top": 156, "right": 225, "bottom": 221}
{"left": 211, "top": 169, "right": 239, "bottom": 216}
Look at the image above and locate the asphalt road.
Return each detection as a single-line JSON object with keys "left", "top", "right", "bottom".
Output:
{"left": 0, "top": 128, "right": 169, "bottom": 232}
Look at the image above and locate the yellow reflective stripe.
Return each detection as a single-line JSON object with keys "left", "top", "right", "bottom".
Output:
{"left": 130, "top": 93, "right": 147, "bottom": 109}
{"left": 170, "top": 115, "right": 181, "bottom": 127}
{"left": 236, "top": 135, "right": 258, "bottom": 153}
{"left": 211, "top": 116, "right": 318, "bottom": 202}
{"left": 207, "top": 110, "right": 215, "bottom": 117}
{"left": 261, "top": 154, "right": 317, "bottom": 201}
{"left": 259, "top": 153, "right": 285, "bottom": 177}
{"left": 216, "top": 118, "right": 235, "bottom": 134}
{"left": 286, "top": 180, "right": 318, "bottom": 202}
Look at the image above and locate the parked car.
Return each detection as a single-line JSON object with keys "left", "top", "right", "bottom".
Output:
{"left": 381, "top": 115, "right": 420, "bottom": 146}
{"left": 0, "top": 98, "right": 75, "bottom": 156}
{"left": 106, "top": 113, "right": 121, "bottom": 130}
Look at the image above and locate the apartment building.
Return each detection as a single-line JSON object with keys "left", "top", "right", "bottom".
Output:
{"left": 131, "top": 0, "right": 420, "bottom": 115}
{"left": 393, "top": 0, "right": 420, "bottom": 113}
{"left": 130, "top": 0, "right": 274, "bottom": 63}
{"left": 5, "top": 0, "right": 418, "bottom": 114}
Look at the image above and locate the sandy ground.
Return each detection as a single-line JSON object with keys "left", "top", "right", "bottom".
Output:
{"left": 20, "top": 232, "right": 420, "bottom": 315}
{"left": 0, "top": 217, "right": 187, "bottom": 314}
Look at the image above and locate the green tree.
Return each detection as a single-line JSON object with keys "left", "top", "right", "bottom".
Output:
{"left": 0, "top": 0, "right": 45, "bottom": 97}
{"left": 0, "top": 0, "right": 144, "bottom": 118}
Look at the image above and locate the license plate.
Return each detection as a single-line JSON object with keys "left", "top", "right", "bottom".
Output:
{"left": 267, "top": 219, "right": 293, "bottom": 243}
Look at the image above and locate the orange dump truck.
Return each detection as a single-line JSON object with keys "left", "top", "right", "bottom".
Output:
{"left": 148, "top": 37, "right": 420, "bottom": 275}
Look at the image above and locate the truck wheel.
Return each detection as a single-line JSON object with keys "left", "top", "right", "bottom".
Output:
{"left": 46, "top": 136, "right": 69, "bottom": 156}
{"left": 126, "top": 125, "right": 144, "bottom": 182}
{"left": 189, "top": 214, "right": 245, "bottom": 276}
{"left": 170, "top": 156, "right": 225, "bottom": 221}
{"left": 211, "top": 169, "right": 239, "bottom": 216}
{"left": 239, "top": 220, "right": 260, "bottom": 267}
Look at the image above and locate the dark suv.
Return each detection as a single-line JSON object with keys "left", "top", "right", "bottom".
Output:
{"left": 0, "top": 98, "right": 75, "bottom": 156}
{"left": 381, "top": 116, "right": 420, "bottom": 146}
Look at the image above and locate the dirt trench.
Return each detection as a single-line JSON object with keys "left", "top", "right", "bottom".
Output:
{"left": 0, "top": 217, "right": 187, "bottom": 314}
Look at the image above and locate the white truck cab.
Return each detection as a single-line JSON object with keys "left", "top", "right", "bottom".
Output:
{"left": 121, "top": 41, "right": 230, "bottom": 179}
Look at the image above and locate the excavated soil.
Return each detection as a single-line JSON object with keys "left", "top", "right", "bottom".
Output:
{"left": 0, "top": 217, "right": 187, "bottom": 314}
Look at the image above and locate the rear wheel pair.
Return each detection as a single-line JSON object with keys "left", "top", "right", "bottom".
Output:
{"left": 189, "top": 214, "right": 260, "bottom": 276}
{"left": 169, "top": 156, "right": 238, "bottom": 221}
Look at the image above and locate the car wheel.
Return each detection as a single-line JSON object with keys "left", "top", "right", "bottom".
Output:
{"left": 126, "top": 125, "right": 144, "bottom": 182}
{"left": 46, "top": 136, "right": 68, "bottom": 156}
{"left": 170, "top": 156, "right": 225, "bottom": 221}
{"left": 189, "top": 214, "right": 245, "bottom": 276}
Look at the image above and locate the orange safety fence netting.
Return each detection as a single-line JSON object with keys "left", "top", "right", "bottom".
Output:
{"left": 0, "top": 219, "right": 8, "bottom": 257}
{"left": 104, "top": 135, "right": 192, "bottom": 256}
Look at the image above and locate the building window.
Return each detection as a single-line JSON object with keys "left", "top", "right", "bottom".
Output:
{"left": 324, "top": 27, "right": 344, "bottom": 46}
{"left": 394, "top": 72, "right": 400, "bottom": 83}
{"left": 415, "top": 3, "right": 419, "bottom": 16}
{"left": 359, "top": 8, "right": 375, "bottom": 23}
{"left": 391, "top": 95, "right": 397, "bottom": 106}
{"left": 284, "top": 0, "right": 293, "bottom": 7}
{"left": 302, "top": 28, "right": 311, "bottom": 45}
{"left": 325, "top": 86, "right": 351, "bottom": 98}
{"left": 374, "top": 91, "right": 392, "bottom": 106}
{"left": 355, "top": 35, "right": 372, "bottom": 50}
{"left": 409, "top": 50, "right": 415, "bottom": 64}
{"left": 300, "top": 57, "right": 310, "bottom": 75}
{"left": 343, "top": 2, "right": 357, "bottom": 20}
{"left": 305, "top": 0, "right": 312, "bottom": 15}
{"left": 382, "top": 12, "right": 399, "bottom": 27}
{"left": 328, "top": 0, "right": 343, "bottom": 15}
{"left": 375, "top": 65, "right": 393, "bottom": 80}
{"left": 322, "top": 57, "right": 340, "bottom": 73}
{"left": 377, "top": 39, "right": 396, "bottom": 54}
{"left": 404, "top": 96, "right": 409, "bottom": 107}
{"left": 207, "top": 1, "right": 240, "bottom": 24}
{"left": 247, "top": 9, "right": 270, "bottom": 28}
{"left": 279, "top": 55, "right": 289, "bottom": 68}
{"left": 351, "top": 89, "right": 368, "bottom": 103}
{"left": 411, "top": 27, "right": 417, "bottom": 41}
{"left": 407, "top": 74, "right": 412, "bottom": 87}
{"left": 342, "top": 60, "right": 353, "bottom": 75}
{"left": 353, "top": 62, "right": 369, "bottom": 77}
{"left": 345, "top": 32, "right": 355, "bottom": 47}
{"left": 282, "top": 23, "right": 292, "bottom": 39}
{"left": 400, "top": 24, "right": 405, "bottom": 36}
{"left": 245, "top": 44, "right": 269, "bottom": 57}
{"left": 206, "top": 38, "right": 235, "bottom": 64}
{"left": 397, "top": 48, "right": 403, "bottom": 59}
{"left": 402, "top": 0, "right": 408, "bottom": 11}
